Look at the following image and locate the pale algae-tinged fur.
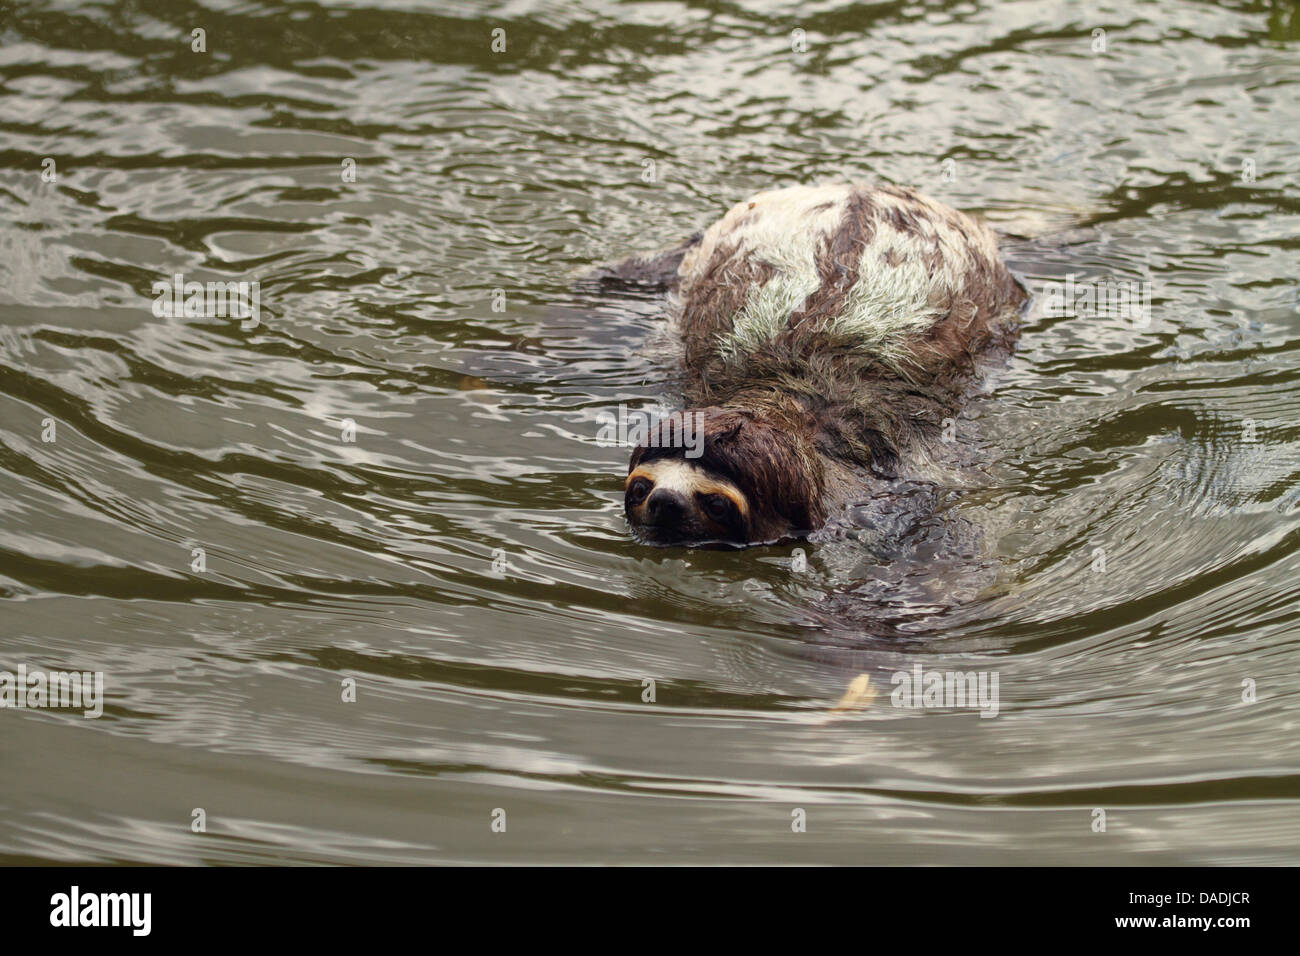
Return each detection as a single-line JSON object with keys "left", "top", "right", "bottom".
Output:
{"left": 680, "top": 183, "right": 851, "bottom": 282}
{"left": 679, "top": 183, "right": 1004, "bottom": 372}
{"left": 825, "top": 226, "right": 945, "bottom": 366}
{"left": 680, "top": 184, "right": 850, "bottom": 359}
{"left": 724, "top": 272, "right": 822, "bottom": 359}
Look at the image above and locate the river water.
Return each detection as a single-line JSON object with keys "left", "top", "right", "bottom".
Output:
{"left": 1, "top": 0, "right": 1298, "bottom": 863}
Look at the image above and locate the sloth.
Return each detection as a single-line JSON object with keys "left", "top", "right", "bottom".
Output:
{"left": 593, "top": 183, "right": 1027, "bottom": 547}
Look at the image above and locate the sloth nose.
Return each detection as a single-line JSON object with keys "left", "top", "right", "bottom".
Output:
{"left": 645, "top": 488, "right": 687, "bottom": 525}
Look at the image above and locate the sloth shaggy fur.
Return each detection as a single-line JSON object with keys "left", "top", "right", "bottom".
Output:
{"left": 601, "top": 183, "right": 1027, "bottom": 546}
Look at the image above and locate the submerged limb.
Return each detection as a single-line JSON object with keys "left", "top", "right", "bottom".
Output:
{"left": 573, "top": 232, "right": 702, "bottom": 296}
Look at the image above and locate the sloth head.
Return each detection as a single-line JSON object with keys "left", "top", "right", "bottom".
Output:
{"left": 625, "top": 409, "right": 825, "bottom": 546}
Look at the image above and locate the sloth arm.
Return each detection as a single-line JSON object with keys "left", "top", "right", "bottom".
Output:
{"left": 574, "top": 232, "right": 703, "bottom": 296}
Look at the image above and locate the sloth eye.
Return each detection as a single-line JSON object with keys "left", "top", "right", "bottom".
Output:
{"left": 627, "top": 478, "right": 652, "bottom": 504}
{"left": 702, "top": 494, "right": 733, "bottom": 521}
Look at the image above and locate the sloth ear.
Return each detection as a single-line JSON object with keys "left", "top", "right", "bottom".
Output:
{"left": 714, "top": 420, "right": 743, "bottom": 442}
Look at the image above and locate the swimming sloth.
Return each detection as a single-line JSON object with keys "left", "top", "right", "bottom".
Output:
{"left": 594, "top": 183, "right": 1027, "bottom": 546}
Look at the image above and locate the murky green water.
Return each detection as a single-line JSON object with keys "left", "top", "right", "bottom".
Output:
{"left": 1, "top": 0, "right": 1298, "bottom": 864}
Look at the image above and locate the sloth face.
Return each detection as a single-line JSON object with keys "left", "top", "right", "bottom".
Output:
{"left": 624, "top": 458, "right": 751, "bottom": 545}
{"left": 625, "top": 408, "right": 825, "bottom": 546}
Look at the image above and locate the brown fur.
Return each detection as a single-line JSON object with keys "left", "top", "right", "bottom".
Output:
{"left": 629, "top": 409, "right": 827, "bottom": 543}
{"left": 622, "top": 184, "right": 1027, "bottom": 545}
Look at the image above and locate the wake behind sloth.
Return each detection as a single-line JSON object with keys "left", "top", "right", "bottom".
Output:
{"left": 592, "top": 183, "right": 1028, "bottom": 547}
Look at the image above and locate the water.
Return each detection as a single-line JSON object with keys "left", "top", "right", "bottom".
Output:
{"left": 1, "top": 0, "right": 1298, "bottom": 864}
